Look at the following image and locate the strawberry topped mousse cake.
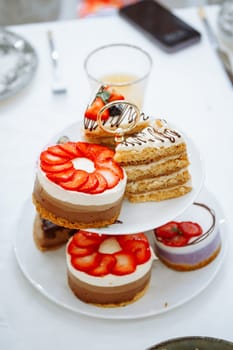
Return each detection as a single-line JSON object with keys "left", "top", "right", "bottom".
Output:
{"left": 153, "top": 203, "right": 221, "bottom": 271}
{"left": 32, "top": 141, "right": 127, "bottom": 229}
{"left": 66, "top": 231, "right": 154, "bottom": 306}
{"left": 83, "top": 85, "right": 150, "bottom": 147}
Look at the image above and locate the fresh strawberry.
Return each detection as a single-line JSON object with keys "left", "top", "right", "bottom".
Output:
{"left": 89, "top": 254, "right": 116, "bottom": 276}
{"left": 159, "top": 234, "right": 189, "bottom": 247}
{"left": 73, "top": 230, "right": 103, "bottom": 248}
{"left": 117, "top": 233, "right": 148, "bottom": 247}
{"left": 47, "top": 168, "right": 75, "bottom": 183}
{"left": 85, "top": 97, "right": 110, "bottom": 121}
{"left": 71, "top": 252, "right": 100, "bottom": 273}
{"left": 112, "top": 252, "right": 136, "bottom": 275}
{"left": 67, "top": 240, "right": 94, "bottom": 257}
{"left": 77, "top": 173, "right": 99, "bottom": 193}
{"left": 96, "top": 167, "right": 119, "bottom": 189}
{"left": 89, "top": 172, "right": 107, "bottom": 194}
{"left": 155, "top": 221, "right": 180, "bottom": 239}
{"left": 59, "top": 170, "right": 88, "bottom": 190}
{"left": 178, "top": 221, "right": 203, "bottom": 238}
{"left": 46, "top": 145, "right": 72, "bottom": 159}
{"left": 76, "top": 142, "right": 90, "bottom": 157}
{"left": 96, "top": 159, "right": 124, "bottom": 179}
{"left": 84, "top": 143, "right": 109, "bottom": 162}
{"left": 109, "top": 92, "right": 125, "bottom": 102}
{"left": 123, "top": 240, "right": 151, "bottom": 265}
{"left": 41, "top": 160, "right": 73, "bottom": 173}
{"left": 59, "top": 142, "right": 83, "bottom": 158}
{"left": 40, "top": 151, "right": 67, "bottom": 165}
{"left": 96, "top": 149, "right": 115, "bottom": 162}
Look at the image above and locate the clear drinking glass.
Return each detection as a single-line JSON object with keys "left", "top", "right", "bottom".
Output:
{"left": 84, "top": 43, "right": 153, "bottom": 109}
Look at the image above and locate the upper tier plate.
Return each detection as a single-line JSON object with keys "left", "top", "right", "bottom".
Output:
{"left": 48, "top": 121, "right": 204, "bottom": 234}
{"left": 0, "top": 28, "right": 38, "bottom": 100}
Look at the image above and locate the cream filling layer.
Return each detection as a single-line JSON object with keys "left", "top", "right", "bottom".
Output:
{"left": 124, "top": 154, "right": 187, "bottom": 172}
{"left": 66, "top": 246, "right": 155, "bottom": 287}
{"left": 37, "top": 167, "right": 127, "bottom": 206}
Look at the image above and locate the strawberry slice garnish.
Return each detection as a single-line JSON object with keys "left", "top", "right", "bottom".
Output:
{"left": 109, "top": 93, "right": 125, "bottom": 102}
{"left": 178, "top": 221, "right": 203, "bottom": 238}
{"left": 112, "top": 252, "right": 136, "bottom": 276}
{"left": 95, "top": 148, "right": 115, "bottom": 162}
{"left": 77, "top": 173, "right": 99, "bottom": 193}
{"left": 159, "top": 234, "right": 189, "bottom": 247}
{"left": 59, "top": 142, "right": 83, "bottom": 158}
{"left": 155, "top": 221, "right": 180, "bottom": 239}
{"left": 83, "top": 143, "right": 108, "bottom": 162}
{"left": 96, "top": 168, "right": 120, "bottom": 189}
{"left": 67, "top": 240, "right": 95, "bottom": 257}
{"left": 40, "top": 151, "right": 67, "bottom": 165}
{"left": 46, "top": 145, "right": 71, "bottom": 159}
{"left": 41, "top": 160, "right": 73, "bottom": 173}
{"left": 73, "top": 230, "right": 103, "bottom": 248}
{"left": 96, "top": 159, "right": 124, "bottom": 180}
{"left": 89, "top": 172, "right": 107, "bottom": 194}
{"left": 71, "top": 252, "right": 100, "bottom": 273}
{"left": 47, "top": 168, "right": 75, "bottom": 183}
{"left": 85, "top": 97, "right": 110, "bottom": 121}
{"left": 123, "top": 240, "right": 151, "bottom": 265}
{"left": 76, "top": 142, "right": 90, "bottom": 157}
{"left": 59, "top": 170, "right": 88, "bottom": 190}
{"left": 89, "top": 254, "right": 116, "bottom": 277}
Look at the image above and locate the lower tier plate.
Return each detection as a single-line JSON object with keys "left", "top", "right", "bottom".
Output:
{"left": 14, "top": 187, "right": 227, "bottom": 319}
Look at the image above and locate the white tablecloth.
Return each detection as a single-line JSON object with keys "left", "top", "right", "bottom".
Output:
{"left": 1, "top": 5, "right": 233, "bottom": 350}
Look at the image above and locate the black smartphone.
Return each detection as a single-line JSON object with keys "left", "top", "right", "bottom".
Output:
{"left": 119, "top": 0, "right": 201, "bottom": 53}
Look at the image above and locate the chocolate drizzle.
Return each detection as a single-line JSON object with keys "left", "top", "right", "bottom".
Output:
{"left": 120, "top": 126, "right": 181, "bottom": 147}
{"left": 84, "top": 108, "right": 149, "bottom": 132}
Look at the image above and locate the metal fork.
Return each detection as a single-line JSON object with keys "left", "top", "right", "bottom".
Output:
{"left": 47, "top": 30, "right": 67, "bottom": 94}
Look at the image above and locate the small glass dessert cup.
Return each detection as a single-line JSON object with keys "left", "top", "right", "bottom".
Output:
{"left": 153, "top": 202, "right": 221, "bottom": 271}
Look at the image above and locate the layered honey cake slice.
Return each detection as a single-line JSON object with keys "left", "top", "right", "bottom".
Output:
{"left": 114, "top": 119, "right": 192, "bottom": 202}
{"left": 83, "top": 85, "right": 150, "bottom": 147}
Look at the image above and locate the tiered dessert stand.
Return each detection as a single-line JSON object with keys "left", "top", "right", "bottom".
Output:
{"left": 14, "top": 101, "right": 227, "bottom": 319}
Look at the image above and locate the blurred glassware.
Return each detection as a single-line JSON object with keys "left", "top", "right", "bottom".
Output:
{"left": 218, "top": 0, "right": 233, "bottom": 49}
{"left": 84, "top": 43, "right": 152, "bottom": 109}
{"left": 0, "top": 0, "right": 61, "bottom": 26}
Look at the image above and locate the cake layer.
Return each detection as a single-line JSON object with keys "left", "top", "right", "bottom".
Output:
{"left": 33, "top": 214, "right": 76, "bottom": 251}
{"left": 33, "top": 179, "right": 124, "bottom": 229}
{"left": 126, "top": 169, "right": 191, "bottom": 194}
{"left": 125, "top": 185, "right": 192, "bottom": 203}
{"left": 124, "top": 154, "right": 189, "bottom": 181}
{"left": 67, "top": 269, "right": 151, "bottom": 306}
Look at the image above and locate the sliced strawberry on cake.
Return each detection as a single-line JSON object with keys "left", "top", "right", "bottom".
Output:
{"left": 32, "top": 141, "right": 127, "bottom": 230}
{"left": 66, "top": 231, "right": 154, "bottom": 306}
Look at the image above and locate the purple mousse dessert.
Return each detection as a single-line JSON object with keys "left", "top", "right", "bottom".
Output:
{"left": 153, "top": 202, "right": 221, "bottom": 271}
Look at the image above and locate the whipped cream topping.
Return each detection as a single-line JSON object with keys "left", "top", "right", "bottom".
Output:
{"left": 37, "top": 167, "right": 127, "bottom": 206}
{"left": 66, "top": 241, "right": 155, "bottom": 287}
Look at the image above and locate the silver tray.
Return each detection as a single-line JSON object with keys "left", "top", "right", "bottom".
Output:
{"left": 0, "top": 28, "right": 38, "bottom": 100}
